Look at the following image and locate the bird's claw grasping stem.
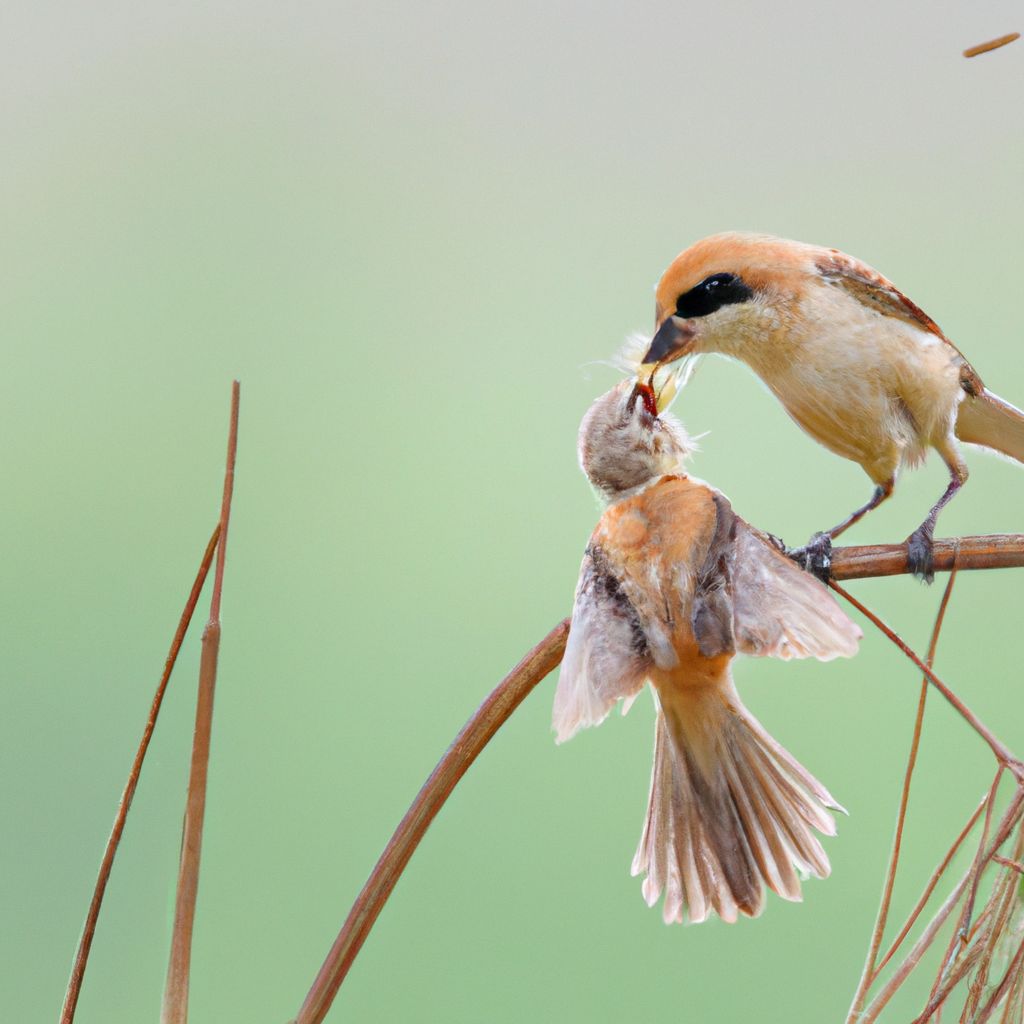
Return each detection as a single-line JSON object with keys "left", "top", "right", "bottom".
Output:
{"left": 906, "top": 527, "right": 936, "bottom": 584}
{"left": 787, "top": 532, "right": 833, "bottom": 583}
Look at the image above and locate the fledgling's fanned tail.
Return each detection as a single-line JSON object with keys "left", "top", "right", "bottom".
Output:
{"left": 956, "top": 388, "right": 1024, "bottom": 465}
{"left": 632, "top": 680, "right": 841, "bottom": 924}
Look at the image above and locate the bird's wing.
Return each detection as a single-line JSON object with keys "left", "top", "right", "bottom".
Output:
{"left": 814, "top": 249, "right": 984, "bottom": 394}
{"left": 552, "top": 543, "right": 654, "bottom": 743}
{"left": 729, "top": 524, "right": 861, "bottom": 660}
{"left": 691, "top": 496, "right": 861, "bottom": 661}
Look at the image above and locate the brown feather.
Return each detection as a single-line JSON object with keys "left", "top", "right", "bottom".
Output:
{"left": 813, "top": 249, "right": 984, "bottom": 395}
{"left": 956, "top": 388, "right": 1024, "bottom": 464}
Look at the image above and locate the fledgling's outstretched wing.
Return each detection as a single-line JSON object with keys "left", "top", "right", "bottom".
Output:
{"left": 552, "top": 544, "right": 652, "bottom": 744}
{"left": 726, "top": 522, "right": 861, "bottom": 661}
{"left": 687, "top": 494, "right": 861, "bottom": 662}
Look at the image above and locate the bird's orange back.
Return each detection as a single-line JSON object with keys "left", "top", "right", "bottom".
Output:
{"left": 591, "top": 475, "right": 731, "bottom": 683}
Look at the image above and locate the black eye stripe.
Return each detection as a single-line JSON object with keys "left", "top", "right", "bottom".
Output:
{"left": 674, "top": 273, "right": 753, "bottom": 318}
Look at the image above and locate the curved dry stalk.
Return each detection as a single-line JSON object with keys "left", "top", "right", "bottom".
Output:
{"left": 293, "top": 619, "right": 570, "bottom": 1024}
{"left": 59, "top": 524, "right": 221, "bottom": 1024}
{"left": 294, "top": 531, "right": 1024, "bottom": 1023}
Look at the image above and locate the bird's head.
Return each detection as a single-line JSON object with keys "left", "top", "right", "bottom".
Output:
{"left": 578, "top": 374, "right": 693, "bottom": 503}
{"left": 642, "top": 232, "right": 816, "bottom": 366}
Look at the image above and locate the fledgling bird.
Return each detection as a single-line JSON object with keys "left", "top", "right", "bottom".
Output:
{"left": 554, "top": 373, "right": 861, "bottom": 923}
{"left": 641, "top": 232, "right": 1024, "bottom": 580}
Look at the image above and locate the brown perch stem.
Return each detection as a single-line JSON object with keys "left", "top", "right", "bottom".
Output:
{"left": 829, "top": 534, "right": 1024, "bottom": 579}
{"left": 295, "top": 532, "right": 1024, "bottom": 1022}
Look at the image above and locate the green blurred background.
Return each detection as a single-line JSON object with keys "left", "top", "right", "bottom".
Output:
{"left": 3, "top": 1, "right": 1023, "bottom": 1020}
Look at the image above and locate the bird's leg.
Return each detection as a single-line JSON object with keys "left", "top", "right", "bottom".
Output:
{"left": 789, "top": 480, "right": 894, "bottom": 582}
{"left": 906, "top": 469, "right": 965, "bottom": 583}
{"left": 824, "top": 480, "right": 895, "bottom": 541}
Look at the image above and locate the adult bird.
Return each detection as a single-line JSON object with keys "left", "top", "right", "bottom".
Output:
{"left": 641, "top": 232, "right": 1024, "bottom": 579}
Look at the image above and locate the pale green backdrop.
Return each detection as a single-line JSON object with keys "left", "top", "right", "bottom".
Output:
{"left": 3, "top": 1, "right": 1024, "bottom": 1021}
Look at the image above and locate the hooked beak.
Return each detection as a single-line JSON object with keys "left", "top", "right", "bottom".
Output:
{"left": 642, "top": 317, "right": 696, "bottom": 365}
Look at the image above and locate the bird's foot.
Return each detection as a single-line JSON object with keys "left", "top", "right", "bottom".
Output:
{"left": 787, "top": 532, "right": 833, "bottom": 583}
{"left": 906, "top": 527, "right": 935, "bottom": 584}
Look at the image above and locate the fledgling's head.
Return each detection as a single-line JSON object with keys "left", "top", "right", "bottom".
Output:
{"left": 578, "top": 374, "right": 693, "bottom": 504}
{"left": 642, "top": 232, "right": 826, "bottom": 365}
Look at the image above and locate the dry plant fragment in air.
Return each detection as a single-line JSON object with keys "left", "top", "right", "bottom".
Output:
{"left": 963, "top": 32, "right": 1020, "bottom": 58}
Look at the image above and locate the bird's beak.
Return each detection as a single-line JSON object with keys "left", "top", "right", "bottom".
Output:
{"left": 642, "top": 317, "right": 696, "bottom": 365}
{"left": 629, "top": 379, "right": 659, "bottom": 418}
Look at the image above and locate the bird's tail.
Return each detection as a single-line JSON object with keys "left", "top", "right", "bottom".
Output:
{"left": 632, "top": 680, "right": 842, "bottom": 924}
{"left": 956, "top": 388, "right": 1024, "bottom": 464}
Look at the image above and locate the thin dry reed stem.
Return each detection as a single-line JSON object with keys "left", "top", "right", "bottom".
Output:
{"left": 908, "top": 794, "right": 1024, "bottom": 1024}
{"left": 59, "top": 524, "right": 221, "bottom": 1024}
{"left": 992, "top": 857, "right": 1024, "bottom": 875}
{"left": 861, "top": 871, "right": 973, "bottom": 1024}
{"left": 928, "top": 770, "right": 1007, "bottom": 1010}
{"left": 847, "top": 569, "right": 959, "bottom": 1021}
{"left": 161, "top": 381, "right": 240, "bottom": 1024}
{"left": 876, "top": 796, "right": 989, "bottom": 977}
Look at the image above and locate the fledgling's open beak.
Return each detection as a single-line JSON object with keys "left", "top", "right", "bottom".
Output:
{"left": 642, "top": 317, "right": 696, "bottom": 365}
{"left": 629, "top": 379, "right": 659, "bottom": 418}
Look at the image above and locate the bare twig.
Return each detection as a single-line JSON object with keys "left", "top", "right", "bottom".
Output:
{"left": 861, "top": 870, "right": 973, "bottom": 1024}
{"left": 59, "top": 524, "right": 221, "bottom": 1024}
{"left": 927, "top": 769, "right": 1005, "bottom": 1010}
{"left": 161, "top": 381, "right": 240, "bottom": 1024}
{"left": 993, "top": 856, "right": 1024, "bottom": 875}
{"left": 963, "top": 33, "right": 1020, "bottom": 58}
{"left": 876, "top": 794, "right": 988, "bottom": 976}
{"left": 293, "top": 619, "right": 570, "bottom": 1024}
{"left": 847, "top": 569, "right": 958, "bottom": 1021}
{"left": 909, "top": 793, "right": 1024, "bottom": 1024}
